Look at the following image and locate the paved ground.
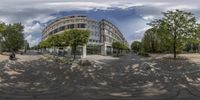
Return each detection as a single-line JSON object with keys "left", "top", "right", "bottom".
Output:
{"left": 0, "top": 53, "right": 200, "bottom": 100}
{"left": 0, "top": 52, "right": 43, "bottom": 62}
{"left": 85, "top": 54, "right": 200, "bottom": 100}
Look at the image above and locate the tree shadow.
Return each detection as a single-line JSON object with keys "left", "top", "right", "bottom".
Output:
{"left": 74, "top": 54, "right": 200, "bottom": 100}
{"left": 0, "top": 59, "right": 74, "bottom": 99}
{"left": 0, "top": 54, "right": 200, "bottom": 100}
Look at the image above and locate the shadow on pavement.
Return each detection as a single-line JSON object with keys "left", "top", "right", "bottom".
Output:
{"left": 0, "top": 54, "right": 200, "bottom": 100}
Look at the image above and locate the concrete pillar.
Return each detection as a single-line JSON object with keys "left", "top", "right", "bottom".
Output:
{"left": 111, "top": 47, "right": 113, "bottom": 55}
{"left": 66, "top": 46, "right": 71, "bottom": 57}
{"left": 101, "top": 43, "right": 107, "bottom": 56}
{"left": 82, "top": 44, "right": 87, "bottom": 58}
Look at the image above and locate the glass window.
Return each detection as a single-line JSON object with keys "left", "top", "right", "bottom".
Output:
{"left": 69, "top": 24, "right": 74, "bottom": 29}
{"left": 59, "top": 26, "right": 65, "bottom": 31}
{"left": 81, "top": 24, "right": 85, "bottom": 28}
{"left": 78, "top": 24, "right": 86, "bottom": 28}
{"left": 54, "top": 29, "right": 58, "bottom": 33}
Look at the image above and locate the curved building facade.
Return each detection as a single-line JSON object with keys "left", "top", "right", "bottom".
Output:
{"left": 42, "top": 15, "right": 128, "bottom": 56}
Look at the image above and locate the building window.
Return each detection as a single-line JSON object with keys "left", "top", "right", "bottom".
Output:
{"left": 50, "top": 31, "right": 53, "bottom": 35}
{"left": 81, "top": 24, "right": 86, "bottom": 28}
{"left": 78, "top": 24, "right": 86, "bottom": 28}
{"left": 76, "top": 19, "right": 79, "bottom": 22}
{"left": 104, "top": 29, "right": 108, "bottom": 34}
{"left": 54, "top": 29, "right": 58, "bottom": 33}
{"left": 59, "top": 26, "right": 65, "bottom": 31}
{"left": 69, "top": 24, "right": 74, "bottom": 29}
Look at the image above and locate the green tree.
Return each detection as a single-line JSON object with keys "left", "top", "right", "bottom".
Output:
{"left": 39, "top": 40, "right": 50, "bottom": 49}
{"left": 131, "top": 41, "right": 141, "bottom": 53}
{"left": 191, "top": 24, "right": 200, "bottom": 52}
{"left": 39, "top": 33, "right": 69, "bottom": 50}
{"left": 60, "top": 31, "right": 70, "bottom": 47}
{"left": 0, "top": 22, "right": 6, "bottom": 52}
{"left": 46, "top": 34, "right": 60, "bottom": 53}
{"left": 66, "top": 29, "right": 90, "bottom": 59}
{"left": 112, "top": 41, "right": 124, "bottom": 56}
{"left": 149, "top": 10, "right": 197, "bottom": 58}
{"left": 142, "top": 28, "right": 159, "bottom": 53}
{"left": 1, "top": 23, "right": 24, "bottom": 52}
{"left": 24, "top": 40, "right": 29, "bottom": 53}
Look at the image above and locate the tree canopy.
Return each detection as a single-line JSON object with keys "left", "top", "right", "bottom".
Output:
{"left": 131, "top": 41, "right": 141, "bottom": 53}
{"left": 112, "top": 41, "right": 128, "bottom": 56}
{"left": 0, "top": 22, "right": 25, "bottom": 52}
{"left": 143, "top": 10, "right": 199, "bottom": 58}
{"left": 38, "top": 29, "right": 90, "bottom": 59}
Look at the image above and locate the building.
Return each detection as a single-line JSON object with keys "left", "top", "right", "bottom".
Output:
{"left": 42, "top": 15, "right": 128, "bottom": 57}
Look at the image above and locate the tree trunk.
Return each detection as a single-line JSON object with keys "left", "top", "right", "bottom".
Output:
{"left": 73, "top": 47, "right": 76, "bottom": 60}
{"left": 152, "top": 42, "right": 155, "bottom": 53}
{"left": 117, "top": 49, "right": 119, "bottom": 56}
{"left": 173, "top": 33, "right": 177, "bottom": 59}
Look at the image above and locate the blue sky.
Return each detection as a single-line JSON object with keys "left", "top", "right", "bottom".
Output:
{"left": 0, "top": 0, "right": 200, "bottom": 46}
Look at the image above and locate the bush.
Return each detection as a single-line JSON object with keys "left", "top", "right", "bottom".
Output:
{"left": 138, "top": 51, "right": 150, "bottom": 57}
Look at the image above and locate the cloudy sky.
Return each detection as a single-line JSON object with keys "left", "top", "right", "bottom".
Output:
{"left": 0, "top": 0, "right": 200, "bottom": 47}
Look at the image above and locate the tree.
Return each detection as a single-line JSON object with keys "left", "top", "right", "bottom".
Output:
{"left": 38, "top": 29, "right": 89, "bottom": 59}
{"left": 60, "top": 31, "right": 70, "bottom": 47}
{"left": 66, "top": 29, "right": 90, "bottom": 59}
{"left": 1, "top": 23, "right": 25, "bottom": 52}
{"left": 24, "top": 40, "right": 30, "bottom": 53}
{"left": 39, "top": 40, "right": 50, "bottom": 49}
{"left": 0, "top": 22, "right": 6, "bottom": 52}
{"left": 45, "top": 34, "right": 60, "bottom": 53}
{"left": 131, "top": 41, "right": 141, "bottom": 53}
{"left": 112, "top": 41, "right": 124, "bottom": 56}
{"left": 39, "top": 33, "right": 69, "bottom": 52}
{"left": 191, "top": 24, "right": 200, "bottom": 52}
{"left": 149, "top": 10, "right": 197, "bottom": 58}
{"left": 142, "top": 28, "right": 160, "bottom": 53}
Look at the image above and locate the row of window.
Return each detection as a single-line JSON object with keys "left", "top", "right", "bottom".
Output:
{"left": 103, "top": 24, "right": 123, "bottom": 37}
{"left": 45, "top": 19, "right": 83, "bottom": 31}
{"left": 46, "top": 19, "right": 99, "bottom": 31}
{"left": 61, "top": 19, "right": 87, "bottom": 25}
{"left": 104, "top": 29, "right": 122, "bottom": 40}
{"left": 105, "top": 36, "right": 122, "bottom": 43}
{"left": 90, "top": 33, "right": 100, "bottom": 37}
{"left": 48, "top": 24, "right": 86, "bottom": 35}
{"left": 89, "top": 39, "right": 101, "bottom": 43}
{"left": 88, "top": 25, "right": 99, "bottom": 30}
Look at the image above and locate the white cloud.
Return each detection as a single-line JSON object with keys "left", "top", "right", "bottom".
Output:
{"left": 135, "top": 27, "right": 151, "bottom": 34}
{"left": 24, "top": 23, "right": 42, "bottom": 34}
{"left": 166, "top": 5, "right": 199, "bottom": 10}
{"left": 44, "top": 2, "right": 112, "bottom": 10}
{"left": 110, "top": 2, "right": 144, "bottom": 9}
{"left": 0, "top": 16, "right": 9, "bottom": 23}
{"left": 25, "top": 34, "right": 40, "bottom": 47}
{"left": 25, "top": 15, "right": 56, "bottom": 24}
{"left": 142, "top": 15, "right": 155, "bottom": 21}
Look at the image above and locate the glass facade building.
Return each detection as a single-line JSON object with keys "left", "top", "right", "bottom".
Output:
{"left": 42, "top": 16, "right": 128, "bottom": 55}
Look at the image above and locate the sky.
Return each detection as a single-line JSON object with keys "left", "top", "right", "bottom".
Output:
{"left": 0, "top": 0, "right": 200, "bottom": 47}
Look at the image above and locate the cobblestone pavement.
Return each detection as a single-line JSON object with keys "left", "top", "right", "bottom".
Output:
{"left": 0, "top": 53, "right": 200, "bottom": 100}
